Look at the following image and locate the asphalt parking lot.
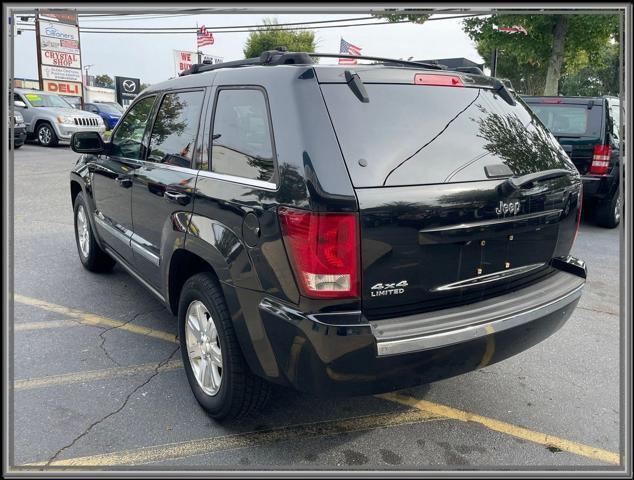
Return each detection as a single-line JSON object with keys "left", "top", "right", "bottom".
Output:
{"left": 10, "top": 143, "right": 622, "bottom": 471}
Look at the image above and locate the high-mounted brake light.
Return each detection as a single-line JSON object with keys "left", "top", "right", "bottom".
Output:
{"left": 278, "top": 207, "right": 359, "bottom": 299}
{"left": 414, "top": 73, "right": 464, "bottom": 87}
{"left": 589, "top": 144, "right": 612, "bottom": 175}
{"left": 541, "top": 98, "right": 562, "bottom": 104}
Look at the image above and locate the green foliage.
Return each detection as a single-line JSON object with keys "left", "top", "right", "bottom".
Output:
{"left": 371, "top": 10, "right": 430, "bottom": 24}
{"left": 93, "top": 74, "right": 114, "bottom": 88}
{"left": 559, "top": 42, "right": 620, "bottom": 96}
{"left": 462, "top": 14, "right": 619, "bottom": 95}
{"left": 243, "top": 18, "right": 316, "bottom": 58}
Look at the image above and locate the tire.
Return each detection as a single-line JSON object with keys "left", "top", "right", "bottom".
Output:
{"left": 13, "top": 143, "right": 23, "bottom": 149}
{"left": 595, "top": 188, "right": 621, "bottom": 229}
{"left": 73, "top": 192, "right": 116, "bottom": 272}
{"left": 37, "top": 122, "right": 59, "bottom": 147}
{"left": 178, "top": 273, "right": 271, "bottom": 420}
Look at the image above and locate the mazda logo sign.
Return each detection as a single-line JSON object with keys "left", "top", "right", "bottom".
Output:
{"left": 122, "top": 80, "right": 137, "bottom": 93}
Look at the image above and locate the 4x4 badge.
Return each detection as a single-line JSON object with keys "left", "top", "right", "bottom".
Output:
{"left": 371, "top": 280, "right": 408, "bottom": 297}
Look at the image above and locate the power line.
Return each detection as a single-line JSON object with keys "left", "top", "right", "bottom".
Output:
{"left": 16, "top": 19, "right": 412, "bottom": 34}
{"left": 16, "top": 14, "right": 480, "bottom": 35}
{"left": 80, "top": 15, "right": 377, "bottom": 27}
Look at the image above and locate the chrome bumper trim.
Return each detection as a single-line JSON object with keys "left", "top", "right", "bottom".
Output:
{"left": 375, "top": 282, "right": 583, "bottom": 357}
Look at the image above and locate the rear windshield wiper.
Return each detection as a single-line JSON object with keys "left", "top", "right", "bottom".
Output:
{"left": 498, "top": 168, "right": 572, "bottom": 194}
{"left": 344, "top": 70, "right": 369, "bottom": 103}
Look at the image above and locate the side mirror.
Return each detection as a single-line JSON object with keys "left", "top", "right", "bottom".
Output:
{"left": 14, "top": 100, "right": 27, "bottom": 109}
{"left": 71, "top": 131, "right": 106, "bottom": 154}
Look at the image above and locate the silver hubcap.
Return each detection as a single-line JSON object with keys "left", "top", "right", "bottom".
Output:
{"left": 76, "top": 206, "right": 90, "bottom": 258}
{"left": 39, "top": 126, "right": 51, "bottom": 144}
{"left": 615, "top": 194, "right": 621, "bottom": 222}
{"left": 185, "top": 300, "right": 222, "bottom": 396}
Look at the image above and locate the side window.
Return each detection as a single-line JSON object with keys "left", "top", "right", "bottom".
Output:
{"left": 610, "top": 104, "right": 620, "bottom": 143}
{"left": 211, "top": 88, "right": 275, "bottom": 182}
{"left": 147, "top": 90, "right": 205, "bottom": 168}
{"left": 110, "top": 96, "right": 156, "bottom": 160}
{"left": 87, "top": 105, "right": 98, "bottom": 114}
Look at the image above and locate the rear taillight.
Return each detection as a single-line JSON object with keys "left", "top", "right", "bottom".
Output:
{"left": 278, "top": 207, "right": 359, "bottom": 299}
{"left": 589, "top": 144, "right": 612, "bottom": 175}
{"left": 414, "top": 74, "right": 464, "bottom": 87}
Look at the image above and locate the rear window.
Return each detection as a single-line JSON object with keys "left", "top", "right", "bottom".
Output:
{"left": 321, "top": 84, "right": 572, "bottom": 187}
{"left": 526, "top": 103, "right": 603, "bottom": 138}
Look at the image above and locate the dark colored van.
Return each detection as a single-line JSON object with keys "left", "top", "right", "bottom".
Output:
{"left": 522, "top": 96, "right": 622, "bottom": 228}
{"left": 69, "top": 51, "right": 586, "bottom": 420}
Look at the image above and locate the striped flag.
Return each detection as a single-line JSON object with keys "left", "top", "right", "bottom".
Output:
{"left": 339, "top": 38, "right": 361, "bottom": 64}
{"left": 197, "top": 25, "right": 214, "bottom": 47}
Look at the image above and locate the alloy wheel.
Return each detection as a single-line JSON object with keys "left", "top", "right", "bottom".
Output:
{"left": 185, "top": 300, "right": 223, "bottom": 396}
{"left": 38, "top": 126, "right": 52, "bottom": 145}
{"left": 76, "top": 205, "right": 90, "bottom": 258}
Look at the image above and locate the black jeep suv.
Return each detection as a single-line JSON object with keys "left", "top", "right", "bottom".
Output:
{"left": 522, "top": 95, "right": 622, "bottom": 228}
{"left": 70, "top": 51, "right": 586, "bottom": 420}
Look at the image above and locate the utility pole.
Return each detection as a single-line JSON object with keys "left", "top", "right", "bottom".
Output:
{"left": 196, "top": 21, "right": 201, "bottom": 64}
{"left": 490, "top": 48, "right": 498, "bottom": 77}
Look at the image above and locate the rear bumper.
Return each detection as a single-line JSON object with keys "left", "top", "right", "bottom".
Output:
{"left": 12, "top": 127, "right": 27, "bottom": 145}
{"left": 582, "top": 173, "right": 618, "bottom": 201}
{"left": 254, "top": 257, "right": 586, "bottom": 396}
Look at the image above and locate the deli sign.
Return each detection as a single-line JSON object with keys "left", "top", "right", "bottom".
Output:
{"left": 43, "top": 80, "right": 82, "bottom": 96}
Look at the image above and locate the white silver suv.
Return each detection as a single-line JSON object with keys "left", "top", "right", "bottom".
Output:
{"left": 13, "top": 88, "right": 105, "bottom": 147}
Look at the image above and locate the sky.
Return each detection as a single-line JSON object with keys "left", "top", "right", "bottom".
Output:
{"left": 13, "top": 13, "right": 485, "bottom": 85}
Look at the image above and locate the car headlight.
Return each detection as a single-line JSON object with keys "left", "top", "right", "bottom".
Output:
{"left": 56, "top": 115, "right": 75, "bottom": 125}
{"left": 14, "top": 112, "right": 24, "bottom": 124}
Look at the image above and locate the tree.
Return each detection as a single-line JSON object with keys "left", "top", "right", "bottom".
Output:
{"left": 371, "top": 9, "right": 430, "bottom": 24}
{"left": 559, "top": 42, "right": 620, "bottom": 96}
{"left": 94, "top": 74, "right": 114, "bottom": 88}
{"left": 243, "top": 18, "right": 316, "bottom": 58}
{"left": 462, "top": 14, "right": 619, "bottom": 95}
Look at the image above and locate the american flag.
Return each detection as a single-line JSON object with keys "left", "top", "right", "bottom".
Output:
{"left": 197, "top": 25, "right": 214, "bottom": 47}
{"left": 339, "top": 38, "right": 361, "bottom": 64}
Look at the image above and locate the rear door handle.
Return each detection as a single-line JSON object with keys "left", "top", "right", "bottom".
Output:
{"left": 164, "top": 190, "right": 190, "bottom": 205}
{"left": 115, "top": 177, "right": 133, "bottom": 188}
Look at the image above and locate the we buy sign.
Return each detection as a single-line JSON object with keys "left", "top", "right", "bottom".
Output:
{"left": 174, "top": 50, "right": 195, "bottom": 75}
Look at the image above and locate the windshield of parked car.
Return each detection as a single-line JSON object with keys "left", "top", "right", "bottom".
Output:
{"left": 24, "top": 93, "right": 73, "bottom": 108}
{"left": 97, "top": 103, "right": 123, "bottom": 114}
{"left": 526, "top": 103, "right": 602, "bottom": 138}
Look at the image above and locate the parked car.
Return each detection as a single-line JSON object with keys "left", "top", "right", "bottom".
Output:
{"left": 64, "top": 96, "right": 82, "bottom": 109}
{"left": 10, "top": 110, "right": 27, "bottom": 149}
{"left": 522, "top": 95, "right": 622, "bottom": 228}
{"left": 69, "top": 51, "right": 586, "bottom": 420}
{"left": 84, "top": 102, "right": 123, "bottom": 130}
{"left": 13, "top": 88, "right": 106, "bottom": 147}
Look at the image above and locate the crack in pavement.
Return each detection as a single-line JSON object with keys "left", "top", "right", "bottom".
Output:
{"left": 43, "top": 344, "right": 181, "bottom": 467}
{"left": 577, "top": 306, "right": 619, "bottom": 316}
{"left": 97, "top": 308, "right": 166, "bottom": 368}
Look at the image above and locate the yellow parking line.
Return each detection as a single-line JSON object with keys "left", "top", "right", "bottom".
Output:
{"left": 377, "top": 392, "right": 620, "bottom": 465}
{"left": 14, "top": 294, "right": 178, "bottom": 344}
{"left": 27, "top": 409, "right": 444, "bottom": 467}
{"left": 14, "top": 360, "right": 183, "bottom": 391}
{"left": 15, "top": 320, "right": 82, "bottom": 331}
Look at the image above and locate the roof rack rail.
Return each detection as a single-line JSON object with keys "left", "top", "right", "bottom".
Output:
{"left": 307, "top": 53, "right": 443, "bottom": 70}
{"left": 180, "top": 49, "right": 444, "bottom": 76}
